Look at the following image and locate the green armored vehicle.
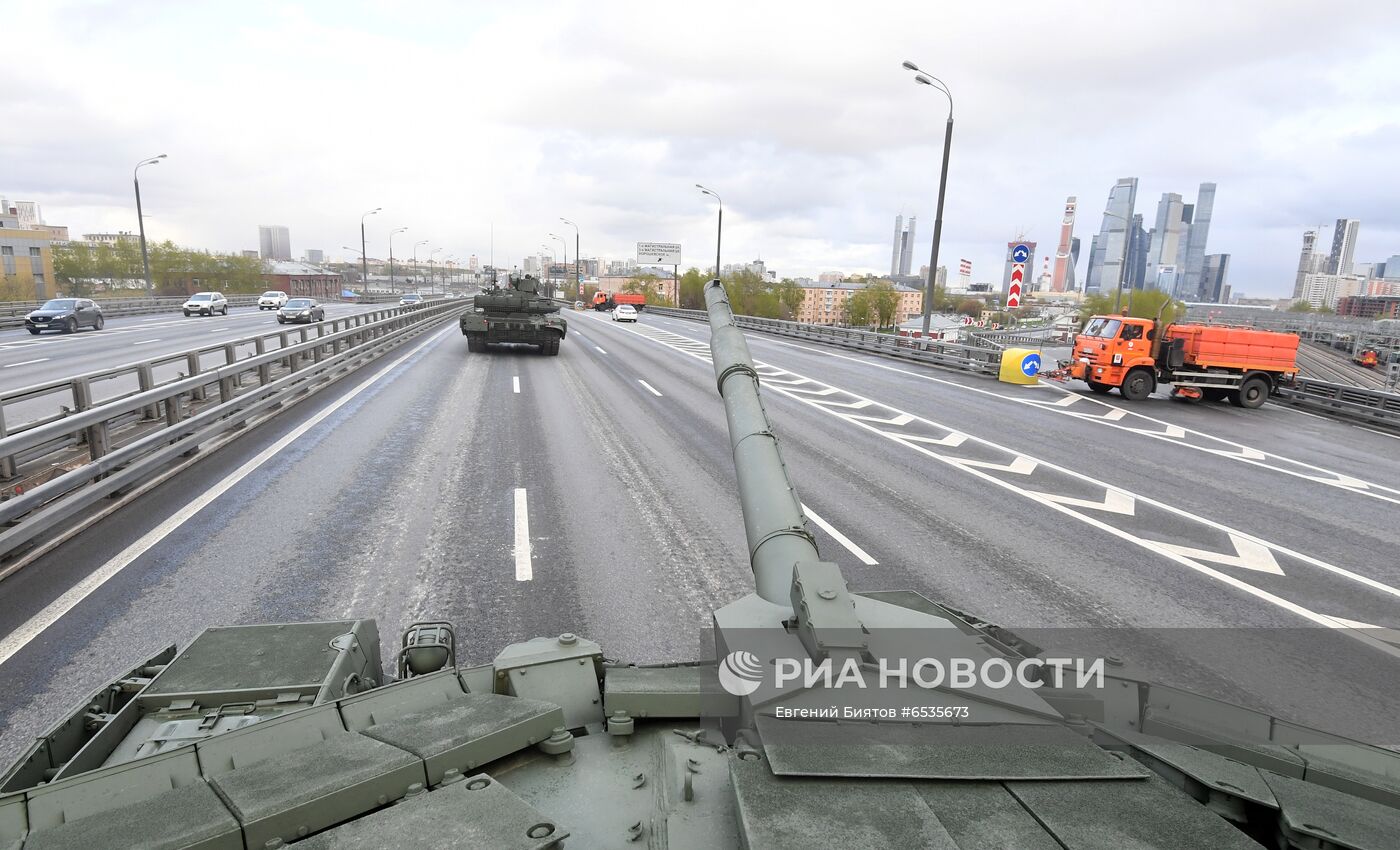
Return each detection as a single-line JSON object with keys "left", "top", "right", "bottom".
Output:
{"left": 460, "top": 273, "right": 566, "bottom": 355}
{"left": 3, "top": 281, "right": 1400, "bottom": 848}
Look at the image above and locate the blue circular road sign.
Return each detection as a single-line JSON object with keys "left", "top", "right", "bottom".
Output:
{"left": 1020, "top": 352, "right": 1041, "bottom": 376}
{"left": 1012, "top": 244, "right": 1031, "bottom": 263}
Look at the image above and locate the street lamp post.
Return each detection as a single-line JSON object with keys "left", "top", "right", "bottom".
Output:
{"left": 547, "top": 233, "right": 567, "bottom": 293}
{"left": 134, "top": 154, "right": 167, "bottom": 296}
{"left": 696, "top": 185, "right": 722, "bottom": 281}
{"left": 388, "top": 227, "right": 408, "bottom": 290}
{"left": 360, "top": 208, "right": 380, "bottom": 291}
{"left": 413, "top": 240, "right": 429, "bottom": 290}
{"left": 560, "top": 217, "right": 580, "bottom": 298}
{"left": 901, "top": 61, "right": 954, "bottom": 341}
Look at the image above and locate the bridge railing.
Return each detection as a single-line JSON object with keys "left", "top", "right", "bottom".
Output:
{"left": 0, "top": 300, "right": 467, "bottom": 567}
{"left": 1276, "top": 378, "right": 1400, "bottom": 429}
{"left": 641, "top": 306, "right": 1003, "bottom": 375}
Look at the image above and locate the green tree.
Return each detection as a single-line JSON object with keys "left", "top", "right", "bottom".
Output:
{"left": 867, "top": 280, "right": 900, "bottom": 329}
{"left": 53, "top": 242, "right": 97, "bottom": 296}
{"left": 677, "top": 267, "right": 708, "bottom": 309}
{"left": 1288, "top": 300, "right": 1315, "bottom": 313}
{"left": 846, "top": 289, "right": 874, "bottom": 327}
{"left": 775, "top": 278, "right": 805, "bottom": 319}
{"left": 955, "top": 298, "right": 985, "bottom": 317}
{"left": 1078, "top": 288, "right": 1184, "bottom": 326}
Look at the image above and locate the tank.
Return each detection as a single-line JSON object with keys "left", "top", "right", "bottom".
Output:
{"left": 3, "top": 280, "right": 1399, "bottom": 848}
{"left": 460, "top": 273, "right": 566, "bottom": 355}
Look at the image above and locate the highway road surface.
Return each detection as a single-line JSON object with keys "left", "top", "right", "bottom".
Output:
{"left": 1, "top": 307, "right": 1398, "bottom": 764}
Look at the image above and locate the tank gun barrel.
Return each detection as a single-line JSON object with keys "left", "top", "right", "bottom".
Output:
{"left": 704, "top": 279, "right": 819, "bottom": 604}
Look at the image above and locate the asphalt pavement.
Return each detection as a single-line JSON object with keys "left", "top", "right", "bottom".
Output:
{"left": 0, "top": 307, "right": 1397, "bottom": 765}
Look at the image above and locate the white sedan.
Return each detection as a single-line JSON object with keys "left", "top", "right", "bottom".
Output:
{"left": 183, "top": 292, "right": 229, "bottom": 316}
{"left": 258, "top": 290, "right": 288, "bottom": 309}
{"left": 611, "top": 304, "right": 639, "bottom": 322}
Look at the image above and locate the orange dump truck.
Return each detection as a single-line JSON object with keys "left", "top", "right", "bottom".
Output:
{"left": 1052, "top": 315, "right": 1299, "bottom": 408}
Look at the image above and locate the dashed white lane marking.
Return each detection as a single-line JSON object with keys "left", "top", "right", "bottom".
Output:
{"left": 513, "top": 376, "right": 520, "bottom": 394}
{"left": 0, "top": 324, "right": 456, "bottom": 669}
{"left": 1356, "top": 426, "right": 1400, "bottom": 441}
{"left": 3, "top": 358, "right": 49, "bottom": 368}
{"left": 132, "top": 338, "right": 162, "bottom": 345}
{"left": 801, "top": 503, "right": 878, "bottom": 565}
{"left": 594, "top": 346, "right": 607, "bottom": 354}
{"left": 514, "top": 488, "right": 533, "bottom": 581}
{"left": 638, "top": 380, "right": 662, "bottom": 397}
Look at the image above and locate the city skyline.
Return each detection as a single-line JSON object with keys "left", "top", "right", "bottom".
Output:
{"left": 3, "top": 2, "right": 1398, "bottom": 297}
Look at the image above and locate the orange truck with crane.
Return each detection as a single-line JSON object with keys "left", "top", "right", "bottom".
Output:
{"left": 1044, "top": 314, "right": 1299, "bottom": 408}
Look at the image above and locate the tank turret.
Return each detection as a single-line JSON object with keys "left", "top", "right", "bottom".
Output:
{"left": 460, "top": 274, "right": 567, "bottom": 354}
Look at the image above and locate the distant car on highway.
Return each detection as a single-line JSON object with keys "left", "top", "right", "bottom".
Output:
{"left": 258, "top": 290, "right": 289, "bottom": 310}
{"left": 611, "top": 304, "right": 639, "bottom": 322}
{"left": 276, "top": 298, "right": 325, "bottom": 324}
{"left": 24, "top": 298, "right": 104, "bottom": 334}
{"left": 183, "top": 292, "right": 229, "bottom": 316}
{"left": 399, "top": 293, "right": 425, "bottom": 308}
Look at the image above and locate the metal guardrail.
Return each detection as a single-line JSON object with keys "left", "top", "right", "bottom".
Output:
{"left": 643, "top": 306, "right": 1002, "bottom": 375}
{"left": 1277, "top": 378, "right": 1400, "bottom": 430}
{"left": 0, "top": 300, "right": 467, "bottom": 562}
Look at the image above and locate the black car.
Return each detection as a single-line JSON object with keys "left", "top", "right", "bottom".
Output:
{"left": 25, "top": 298, "right": 105, "bottom": 335}
{"left": 276, "top": 298, "right": 325, "bottom": 324}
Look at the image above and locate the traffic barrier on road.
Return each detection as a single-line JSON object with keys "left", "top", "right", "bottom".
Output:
{"left": 1276, "top": 378, "right": 1400, "bottom": 430}
{"left": 0, "top": 300, "right": 468, "bottom": 566}
{"left": 998, "top": 348, "right": 1042, "bottom": 385}
{"left": 642, "top": 306, "right": 1003, "bottom": 375}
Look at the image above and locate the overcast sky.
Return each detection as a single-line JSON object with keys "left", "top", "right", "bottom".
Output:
{"left": 4, "top": 1, "right": 1398, "bottom": 296}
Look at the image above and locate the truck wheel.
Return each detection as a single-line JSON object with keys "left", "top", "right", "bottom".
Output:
{"left": 1086, "top": 380, "right": 1112, "bottom": 394}
{"left": 1120, "top": 368, "right": 1154, "bottom": 401}
{"left": 1234, "top": 376, "right": 1269, "bottom": 409}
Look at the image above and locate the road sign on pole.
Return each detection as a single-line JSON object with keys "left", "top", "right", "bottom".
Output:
{"left": 637, "top": 242, "right": 682, "bottom": 266}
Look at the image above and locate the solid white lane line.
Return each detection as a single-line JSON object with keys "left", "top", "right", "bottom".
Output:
{"left": 513, "top": 376, "right": 520, "bottom": 394}
{"left": 801, "top": 503, "right": 878, "bottom": 565}
{"left": 132, "top": 338, "right": 162, "bottom": 345}
{"left": 594, "top": 346, "right": 607, "bottom": 354}
{"left": 0, "top": 324, "right": 455, "bottom": 669}
{"left": 1356, "top": 426, "right": 1400, "bottom": 441}
{"left": 514, "top": 488, "right": 533, "bottom": 581}
{"left": 1282, "top": 408, "right": 1327, "bottom": 422}
{"left": 638, "top": 380, "right": 662, "bottom": 397}
{"left": 2, "top": 358, "right": 49, "bottom": 368}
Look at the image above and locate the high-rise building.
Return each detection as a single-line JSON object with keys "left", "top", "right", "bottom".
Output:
{"left": 890, "top": 215, "right": 903, "bottom": 277}
{"left": 889, "top": 215, "right": 916, "bottom": 277}
{"left": 468, "top": 255, "right": 479, "bottom": 270}
{"left": 1127, "top": 214, "right": 1149, "bottom": 289}
{"left": 1293, "top": 230, "right": 1324, "bottom": 299}
{"left": 1384, "top": 255, "right": 1400, "bottom": 280}
{"left": 1050, "top": 197, "right": 1077, "bottom": 292}
{"left": 1328, "top": 218, "right": 1359, "bottom": 275}
{"left": 1000, "top": 239, "right": 1036, "bottom": 304}
{"left": 1177, "top": 182, "right": 1216, "bottom": 300}
{"left": 305, "top": 248, "right": 324, "bottom": 264}
{"left": 1201, "top": 253, "right": 1230, "bottom": 303}
{"left": 1085, "top": 178, "right": 1137, "bottom": 293}
{"left": 258, "top": 225, "right": 291, "bottom": 261}
{"left": 1145, "top": 193, "right": 1188, "bottom": 292}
